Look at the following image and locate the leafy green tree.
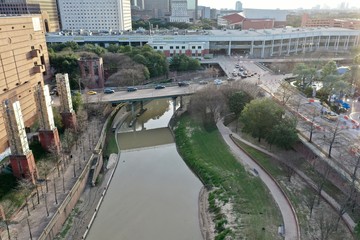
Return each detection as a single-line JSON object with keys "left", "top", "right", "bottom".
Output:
{"left": 293, "top": 63, "right": 317, "bottom": 89}
{"left": 169, "top": 54, "right": 201, "bottom": 71}
{"left": 71, "top": 92, "right": 83, "bottom": 113}
{"left": 228, "top": 91, "right": 251, "bottom": 118}
{"left": 265, "top": 116, "right": 298, "bottom": 149}
{"left": 321, "top": 60, "right": 338, "bottom": 80}
{"left": 52, "top": 107, "right": 64, "bottom": 133}
{"left": 354, "top": 54, "right": 360, "bottom": 65}
{"left": 107, "top": 44, "right": 121, "bottom": 53}
{"left": 240, "top": 99, "right": 284, "bottom": 142}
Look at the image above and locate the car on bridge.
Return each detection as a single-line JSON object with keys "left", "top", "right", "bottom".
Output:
{"left": 127, "top": 87, "right": 138, "bottom": 92}
{"left": 155, "top": 85, "right": 165, "bottom": 89}
{"left": 178, "top": 81, "right": 190, "bottom": 87}
{"left": 87, "top": 91, "right": 97, "bottom": 95}
{"left": 104, "top": 88, "right": 115, "bottom": 94}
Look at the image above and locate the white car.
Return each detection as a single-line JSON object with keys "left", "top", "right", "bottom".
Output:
{"left": 214, "top": 79, "right": 223, "bottom": 85}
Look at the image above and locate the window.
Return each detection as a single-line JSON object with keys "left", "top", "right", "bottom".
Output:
{"left": 182, "top": 46, "right": 185, "bottom": 49}
{"left": 192, "top": 46, "right": 195, "bottom": 49}
{"left": 159, "top": 46, "right": 163, "bottom": 49}
{"left": 176, "top": 46, "right": 179, "bottom": 49}
{"left": 198, "top": 46, "right": 201, "bottom": 49}
{"left": 170, "top": 46, "right": 173, "bottom": 49}
{"left": 154, "top": 46, "right": 157, "bottom": 49}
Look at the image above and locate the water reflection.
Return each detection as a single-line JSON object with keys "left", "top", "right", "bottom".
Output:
{"left": 87, "top": 98, "right": 203, "bottom": 240}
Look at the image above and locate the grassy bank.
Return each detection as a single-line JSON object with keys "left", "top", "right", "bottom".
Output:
{"left": 174, "top": 114, "right": 282, "bottom": 240}
{"left": 232, "top": 137, "right": 353, "bottom": 239}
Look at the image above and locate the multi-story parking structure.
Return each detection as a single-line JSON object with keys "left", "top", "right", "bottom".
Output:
{"left": 46, "top": 28, "right": 360, "bottom": 58}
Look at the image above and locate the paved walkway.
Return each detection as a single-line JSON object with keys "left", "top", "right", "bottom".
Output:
{"left": 216, "top": 121, "right": 299, "bottom": 240}
{"left": 218, "top": 122, "right": 355, "bottom": 234}
{"left": 0, "top": 118, "right": 102, "bottom": 240}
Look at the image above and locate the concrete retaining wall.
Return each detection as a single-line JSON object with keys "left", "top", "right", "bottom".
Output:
{"left": 37, "top": 104, "right": 123, "bottom": 240}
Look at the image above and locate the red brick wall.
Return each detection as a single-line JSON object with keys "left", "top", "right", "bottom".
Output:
{"left": 243, "top": 19, "right": 274, "bottom": 30}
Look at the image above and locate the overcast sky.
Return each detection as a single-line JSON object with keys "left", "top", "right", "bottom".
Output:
{"left": 197, "top": 0, "right": 360, "bottom": 10}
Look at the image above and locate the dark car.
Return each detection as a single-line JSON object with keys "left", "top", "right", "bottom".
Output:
{"left": 104, "top": 88, "right": 115, "bottom": 94}
{"left": 178, "top": 81, "right": 190, "bottom": 87}
{"left": 127, "top": 87, "right": 138, "bottom": 92}
{"left": 155, "top": 85, "right": 165, "bottom": 89}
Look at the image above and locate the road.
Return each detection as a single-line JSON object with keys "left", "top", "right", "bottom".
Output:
{"left": 217, "top": 121, "right": 299, "bottom": 240}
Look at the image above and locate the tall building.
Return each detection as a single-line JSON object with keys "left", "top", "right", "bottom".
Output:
{"left": 235, "top": 1, "right": 242, "bottom": 11}
{"left": 58, "top": 0, "right": 132, "bottom": 32}
{"left": 0, "top": 15, "right": 50, "bottom": 153}
{"left": 198, "top": 6, "right": 210, "bottom": 19}
{"left": 144, "top": 0, "right": 170, "bottom": 18}
{"left": 170, "top": 0, "right": 189, "bottom": 23}
{"left": 187, "top": 0, "right": 198, "bottom": 20}
{"left": 0, "top": 0, "right": 60, "bottom": 32}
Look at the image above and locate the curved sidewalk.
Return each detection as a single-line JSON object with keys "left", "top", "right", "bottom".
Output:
{"left": 217, "top": 121, "right": 300, "bottom": 240}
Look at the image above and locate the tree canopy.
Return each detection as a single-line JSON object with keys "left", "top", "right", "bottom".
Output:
{"left": 240, "top": 98, "right": 284, "bottom": 142}
{"left": 169, "top": 54, "right": 201, "bottom": 71}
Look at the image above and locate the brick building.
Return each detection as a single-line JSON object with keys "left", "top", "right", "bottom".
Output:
{"left": 0, "top": 15, "right": 50, "bottom": 152}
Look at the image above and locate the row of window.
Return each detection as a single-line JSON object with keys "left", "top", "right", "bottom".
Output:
{"left": 169, "top": 53, "right": 201, "bottom": 57}
{"left": 153, "top": 45, "right": 202, "bottom": 50}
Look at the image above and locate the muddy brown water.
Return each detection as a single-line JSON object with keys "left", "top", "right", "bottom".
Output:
{"left": 87, "top": 99, "right": 203, "bottom": 240}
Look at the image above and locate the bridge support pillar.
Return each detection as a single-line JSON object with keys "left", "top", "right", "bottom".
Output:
{"left": 131, "top": 101, "right": 136, "bottom": 118}
{"left": 180, "top": 96, "right": 183, "bottom": 109}
{"left": 140, "top": 101, "right": 144, "bottom": 111}
{"left": 172, "top": 97, "right": 177, "bottom": 113}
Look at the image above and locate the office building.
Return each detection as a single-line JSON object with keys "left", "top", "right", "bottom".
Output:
{"left": 170, "top": 0, "right": 189, "bottom": 23}
{"left": 187, "top": 0, "right": 197, "bottom": 20}
{"left": 0, "top": 0, "right": 61, "bottom": 32}
{"left": 0, "top": 15, "right": 50, "bottom": 152}
{"left": 144, "top": 0, "right": 170, "bottom": 18}
{"left": 58, "top": 0, "right": 132, "bottom": 32}
{"left": 235, "top": 1, "right": 242, "bottom": 11}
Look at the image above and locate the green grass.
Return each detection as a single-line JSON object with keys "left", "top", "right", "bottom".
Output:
{"left": 174, "top": 114, "right": 282, "bottom": 239}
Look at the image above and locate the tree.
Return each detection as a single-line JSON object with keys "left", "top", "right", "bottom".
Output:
{"left": 323, "top": 120, "right": 344, "bottom": 158}
{"left": 227, "top": 91, "right": 251, "bottom": 118}
{"left": 293, "top": 63, "right": 316, "bottom": 89}
{"left": 303, "top": 189, "right": 316, "bottom": 218}
{"left": 0, "top": 200, "right": 12, "bottom": 239}
{"left": 17, "top": 179, "right": 34, "bottom": 216}
{"left": 321, "top": 60, "right": 338, "bottom": 80}
{"left": 240, "top": 98, "right": 284, "bottom": 142}
{"left": 71, "top": 92, "right": 83, "bottom": 113}
{"left": 265, "top": 116, "right": 298, "bottom": 150}
{"left": 275, "top": 81, "right": 296, "bottom": 105}
{"left": 313, "top": 210, "right": 338, "bottom": 240}
{"left": 188, "top": 85, "right": 226, "bottom": 128}
{"left": 169, "top": 54, "right": 200, "bottom": 71}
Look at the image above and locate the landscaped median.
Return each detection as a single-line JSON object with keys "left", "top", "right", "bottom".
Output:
{"left": 174, "top": 114, "right": 283, "bottom": 240}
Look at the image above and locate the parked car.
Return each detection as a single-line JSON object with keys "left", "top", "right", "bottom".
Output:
{"left": 214, "top": 79, "right": 223, "bottom": 85}
{"left": 199, "top": 80, "right": 208, "bottom": 85}
{"left": 87, "top": 91, "right": 97, "bottom": 95}
{"left": 155, "top": 85, "right": 165, "bottom": 89}
{"left": 104, "top": 88, "right": 115, "bottom": 94}
{"left": 127, "top": 87, "right": 138, "bottom": 92}
{"left": 178, "top": 81, "right": 190, "bottom": 87}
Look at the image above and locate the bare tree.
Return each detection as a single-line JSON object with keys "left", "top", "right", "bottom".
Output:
{"left": 36, "top": 160, "right": 53, "bottom": 193}
{"left": 0, "top": 201, "right": 12, "bottom": 240}
{"left": 275, "top": 81, "right": 296, "bottom": 106}
{"left": 323, "top": 120, "right": 345, "bottom": 158}
{"left": 313, "top": 210, "right": 338, "bottom": 240}
{"left": 188, "top": 85, "right": 226, "bottom": 127}
{"left": 303, "top": 189, "right": 317, "bottom": 218}
{"left": 312, "top": 159, "right": 332, "bottom": 205}
{"left": 17, "top": 179, "right": 34, "bottom": 216}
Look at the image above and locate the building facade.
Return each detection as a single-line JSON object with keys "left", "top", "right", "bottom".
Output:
{"left": 143, "top": 0, "right": 170, "bottom": 18}
{"left": 170, "top": 0, "right": 189, "bottom": 23}
{"left": 301, "top": 14, "right": 360, "bottom": 30}
{"left": 235, "top": 1, "right": 242, "bottom": 11}
{"left": 46, "top": 28, "right": 360, "bottom": 59}
{"left": 0, "top": 0, "right": 60, "bottom": 32}
{"left": 58, "top": 0, "right": 132, "bottom": 32}
{"left": 0, "top": 15, "right": 50, "bottom": 152}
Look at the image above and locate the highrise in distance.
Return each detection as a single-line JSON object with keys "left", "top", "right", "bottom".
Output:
{"left": 0, "top": 0, "right": 60, "bottom": 32}
{"left": 58, "top": 0, "right": 132, "bottom": 32}
{"left": 187, "top": 0, "right": 198, "bottom": 20}
{"left": 235, "top": 1, "right": 242, "bottom": 11}
{"left": 170, "top": 0, "right": 189, "bottom": 23}
{"left": 144, "top": 0, "right": 170, "bottom": 18}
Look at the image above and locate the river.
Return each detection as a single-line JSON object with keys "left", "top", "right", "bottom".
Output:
{"left": 87, "top": 99, "right": 203, "bottom": 240}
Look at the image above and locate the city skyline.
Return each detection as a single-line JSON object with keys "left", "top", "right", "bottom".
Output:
{"left": 197, "top": 0, "right": 360, "bottom": 10}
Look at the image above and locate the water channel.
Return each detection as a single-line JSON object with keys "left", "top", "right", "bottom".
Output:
{"left": 87, "top": 99, "right": 203, "bottom": 240}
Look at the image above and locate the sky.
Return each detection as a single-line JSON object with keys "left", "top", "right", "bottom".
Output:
{"left": 197, "top": 0, "right": 360, "bottom": 10}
